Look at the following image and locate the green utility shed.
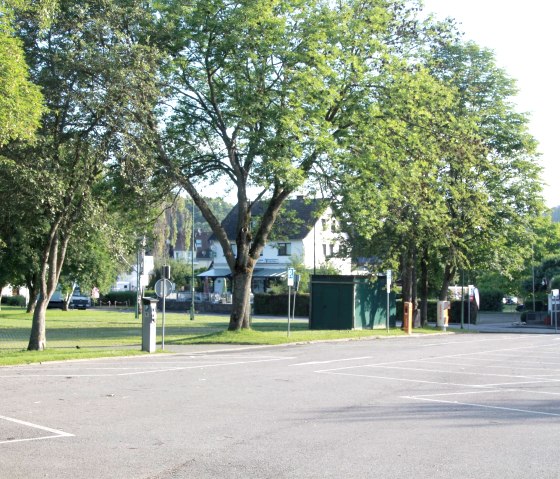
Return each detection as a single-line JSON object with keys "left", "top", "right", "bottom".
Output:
{"left": 309, "top": 275, "right": 396, "bottom": 330}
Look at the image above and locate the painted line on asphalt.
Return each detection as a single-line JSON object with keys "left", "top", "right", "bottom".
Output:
{"left": 364, "top": 364, "right": 560, "bottom": 383}
{"left": 315, "top": 370, "right": 491, "bottom": 388}
{"left": 0, "top": 357, "right": 291, "bottom": 378}
{"left": 0, "top": 415, "right": 74, "bottom": 445}
{"left": 402, "top": 396, "right": 560, "bottom": 417}
{"left": 289, "top": 356, "right": 372, "bottom": 367}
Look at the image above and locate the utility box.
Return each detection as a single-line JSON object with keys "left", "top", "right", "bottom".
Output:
{"left": 310, "top": 275, "right": 396, "bottom": 330}
{"left": 142, "top": 297, "right": 158, "bottom": 353}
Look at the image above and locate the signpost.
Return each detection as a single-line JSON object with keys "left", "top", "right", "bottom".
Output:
{"left": 553, "top": 289, "right": 559, "bottom": 333}
{"left": 155, "top": 277, "right": 173, "bottom": 350}
{"left": 386, "top": 270, "right": 392, "bottom": 332}
{"left": 287, "top": 268, "right": 295, "bottom": 336}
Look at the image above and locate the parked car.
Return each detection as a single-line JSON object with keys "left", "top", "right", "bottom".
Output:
{"left": 70, "top": 287, "right": 91, "bottom": 310}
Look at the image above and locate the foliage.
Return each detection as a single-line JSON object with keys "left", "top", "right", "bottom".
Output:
{"left": 0, "top": 0, "right": 46, "bottom": 146}
{"left": 253, "top": 293, "right": 310, "bottom": 316}
{"left": 1, "top": 0, "right": 166, "bottom": 349}
{"left": 149, "top": 259, "right": 206, "bottom": 291}
{"left": 478, "top": 290, "right": 504, "bottom": 312}
{"left": 1, "top": 295, "right": 27, "bottom": 307}
{"left": 148, "top": 0, "right": 452, "bottom": 330}
{"left": 101, "top": 291, "right": 137, "bottom": 305}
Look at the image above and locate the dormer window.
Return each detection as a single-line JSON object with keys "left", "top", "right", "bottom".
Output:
{"left": 277, "top": 242, "right": 291, "bottom": 256}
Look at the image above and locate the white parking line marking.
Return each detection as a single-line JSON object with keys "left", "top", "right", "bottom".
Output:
{"left": 0, "top": 357, "right": 291, "bottom": 378}
{"left": 289, "top": 356, "right": 372, "bottom": 366}
{"left": 0, "top": 415, "right": 73, "bottom": 445}
{"left": 402, "top": 396, "right": 560, "bottom": 417}
{"left": 316, "top": 370, "right": 491, "bottom": 388}
{"left": 364, "top": 364, "right": 560, "bottom": 382}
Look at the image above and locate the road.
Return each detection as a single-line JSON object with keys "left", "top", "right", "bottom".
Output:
{"left": 1, "top": 333, "right": 559, "bottom": 478}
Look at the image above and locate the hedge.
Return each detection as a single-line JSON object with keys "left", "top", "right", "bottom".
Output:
{"left": 1, "top": 295, "right": 27, "bottom": 307}
{"left": 254, "top": 293, "right": 310, "bottom": 316}
{"left": 478, "top": 290, "right": 504, "bottom": 312}
{"left": 101, "top": 291, "right": 137, "bottom": 306}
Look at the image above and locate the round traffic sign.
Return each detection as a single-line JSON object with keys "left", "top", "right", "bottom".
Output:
{"left": 154, "top": 279, "right": 174, "bottom": 298}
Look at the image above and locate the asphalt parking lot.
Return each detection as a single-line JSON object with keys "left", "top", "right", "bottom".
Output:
{"left": 2, "top": 333, "right": 560, "bottom": 478}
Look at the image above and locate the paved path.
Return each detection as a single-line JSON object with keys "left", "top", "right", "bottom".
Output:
{"left": 2, "top": 333, "right": 560, "bottom": 478}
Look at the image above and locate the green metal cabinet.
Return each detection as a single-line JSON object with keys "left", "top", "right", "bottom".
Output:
{"left": 309, "top": 275, "right": 396, "bottom": 330}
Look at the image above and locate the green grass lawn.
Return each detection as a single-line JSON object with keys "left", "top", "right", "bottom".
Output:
{"left": 0, "top": 306, "right": 441, "bottom": 366}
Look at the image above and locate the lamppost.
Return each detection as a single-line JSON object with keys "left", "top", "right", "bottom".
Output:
{"left": 190, "top": 198, "right": 195, "bottom": 321}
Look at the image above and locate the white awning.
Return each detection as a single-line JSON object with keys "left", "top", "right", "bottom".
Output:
{"left": 252, "top": 268, "right": 287, "bottom": 278}
{"left": 197, "top": 268, "right": 231, "bottom": 278}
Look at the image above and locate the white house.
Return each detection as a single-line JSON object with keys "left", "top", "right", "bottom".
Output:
{"left": 199, "top": 196, "right": 351, "bottom": 293}
{"left": 112, "top": 255, "right": 154, "bottom": 292}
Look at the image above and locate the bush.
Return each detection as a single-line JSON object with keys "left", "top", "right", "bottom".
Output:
{"left": 254, "top": 293, "right": 310, "bottom": 316}
{"left": 396, "top": 300, "right": 438, "bottom": 324}
{"left": 1, "top": 295, "right": 27, "bottom": 307}
{"left": 450, "top": 300, "right": 478, "bottom": 324}
{"left": 478, "top": 290, "right": 504, "bottom": 311}
{"left": 101, "top": 291, "right": 137, "bottom": 306}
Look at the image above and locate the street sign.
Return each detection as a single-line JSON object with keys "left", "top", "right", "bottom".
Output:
{"left": 155, "top": 279, "right": 173, "bottom": 298}
{"left": 386, "top": 270, "right": 392, "bottom": 291}
{"left": 287, "top": 268, "right": 295, "bottom": 287}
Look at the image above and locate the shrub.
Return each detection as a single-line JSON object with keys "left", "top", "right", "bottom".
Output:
{"left": 478, "top": 290, "right": 504, "bottom": 311}
{"left": 1, "top": 295, "right": 27, "bottom": 307}
{"left": 254, "top": 293, "right": 310, "bottom": 316}
{"left": 450, "top": 300, "right": 478, "bottom": 324}
{"left": 101, "top": 291, "right": 137, "bottom": 306}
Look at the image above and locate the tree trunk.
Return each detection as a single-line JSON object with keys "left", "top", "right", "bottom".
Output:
{"left": 419, "top": 248, "right": 429, "bottom": 327}
{"left": 229, "top": 270, "right": 253, "bottom": 330}
{"left": 27, "top": 224, "right": 70, "bottom": 350}
{"left": 439, "top": 263, "right": 456, "bottom": 301}
{"left": 28, "top": 296, "right": 48, "bottom": 350}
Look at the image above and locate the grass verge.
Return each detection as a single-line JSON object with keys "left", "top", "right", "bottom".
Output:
{"left": 1, "top": 306, "right": 444, "bottom": 366}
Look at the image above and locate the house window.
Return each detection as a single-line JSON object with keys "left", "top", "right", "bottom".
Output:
{"left": 329, "top": 244, "right": 335, "bottom": 256}
{"left": 322, "top": 244, "right": 327, "bottom": 256}
{"left": 277, "top": 242, "right": 291, "bottom": 256}
{"left": 321, "top": 219, "right": 327, "bottom": 231}
{"left": 195, "top": 239, "right": 202, "bottom": 248}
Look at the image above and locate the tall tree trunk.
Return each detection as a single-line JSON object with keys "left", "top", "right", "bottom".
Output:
{"left": 28, "top": 224, "right": 70, "bottom": 350}
{"left": 28, "top": 297, "right": 48, "bottom": 350}
{"left": 419, "top": 247, "right": 429, "bottom": 326}
{"left": 26, "top": 273, "right": 39, "bottom": 314}
{"left": 439, "top": 262, "right": 456, "bottom": 301}
{"left": 229, "top": 270, "right": 253, "bottom": 330}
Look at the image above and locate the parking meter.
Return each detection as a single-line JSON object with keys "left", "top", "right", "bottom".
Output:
{"left": 142, "top": 297, "right": 158, "bottom": 353}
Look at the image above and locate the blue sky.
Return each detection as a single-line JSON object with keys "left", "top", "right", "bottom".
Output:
{"left": 422, "top": 0, "right": 559, "bottom": 207}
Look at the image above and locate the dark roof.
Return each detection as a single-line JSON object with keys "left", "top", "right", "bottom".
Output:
{"left": 218, "top": 197, "right": 329, "bottom": 241}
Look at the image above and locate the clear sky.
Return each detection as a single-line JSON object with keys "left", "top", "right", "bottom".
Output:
{"left": 422, "top": 0, "right": 559, "bottom": 208}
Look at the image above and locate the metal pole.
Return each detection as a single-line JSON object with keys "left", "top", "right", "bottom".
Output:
{"left": 287, "top": 285, "right": 292, "bottom": 337}
{"left": 162, "top": 279, "right": 166, "bottom": 350}
{"left": 467, "top": 279, "right": 471, "bottom": 330}
{"left": 191, "top": 198, "right": 195, "bottom": 321}
{"left": 135, "top": 246, "right": 140, "bottom": 319}
{"left": 386, "top": 287, "right": 390, "bottom": 333}
{"left": 461, "top": 269, "right": 464, "bottom": 329}
{"left": 292, "top": 276, "right": 298, "bottom": 321}
{"left": 532, "top": 247, "right": 536, "bottom": 312}
{"left": 552, "top": 296, "right": 560, "bottom": 333}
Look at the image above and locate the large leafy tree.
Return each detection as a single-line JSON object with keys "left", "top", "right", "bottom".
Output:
{"left": 1, "top": 0, "right": 164, "bottom": 350}
{"left": 337, "top": 36, "right": 544, "bottom": 323}
{"left": 426, "top": 41, "right": 544, "bottom": 299}
{"left": 0, "top": 0, "right": 46, "bottom": 146}
{"left": 150, "top": 0, "right": 446, "bottom": 330}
